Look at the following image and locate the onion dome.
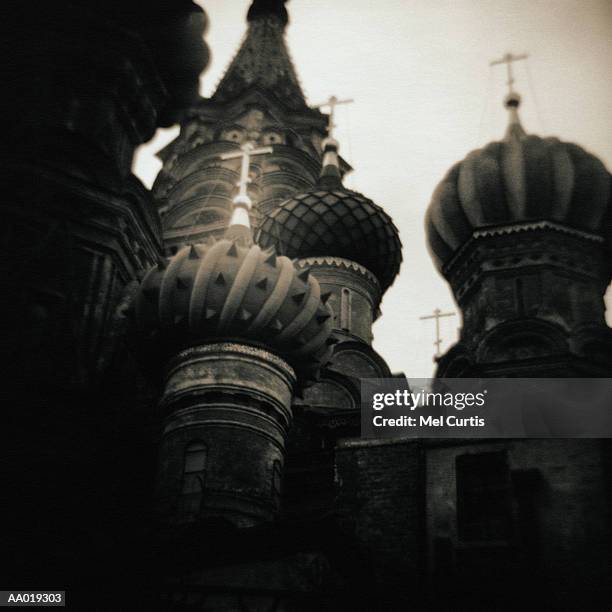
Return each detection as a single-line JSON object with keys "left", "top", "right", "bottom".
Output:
{"left": 134, "top": 241, "right": 333, "bottom": 380}
{"left": 134, "top": 145, "right": 333, "bottom": 382}
{"left": 255, "top": 137, "right": 402, "bottom": 294}
{"left": 426, "top": 90, "right": 611, "bottom": 272}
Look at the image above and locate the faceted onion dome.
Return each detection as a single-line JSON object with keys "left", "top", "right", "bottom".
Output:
{"left": 133, "top": 240, "right": 334, "bottom": 381}
{"left": 426, "top": 95, "right": 611, "bottom": 272}
{"left": 255, "top": 140, "right": 403, "bottom": 294}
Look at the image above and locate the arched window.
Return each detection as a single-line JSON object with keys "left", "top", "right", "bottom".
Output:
{"left": 271, "top": 460, "right": 283, "bottom": 500}
{"left": 340, "top": 288, "right": 352, "bottom": 332}
{"left": 182, "top": 441, "right": 207, "bottom": 496}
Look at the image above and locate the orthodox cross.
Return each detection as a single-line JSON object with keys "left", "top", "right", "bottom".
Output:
{"left": 419, "top": 308, "right": 456, "bottom": 360}
{"left": 490, "top": 52, "right": 529, "bottom": 94}
{"left": 221, "top": 141, "right": 273, "bottom": 207}
{"left": 315, "top": 95, "right": 354, "bottom": 139}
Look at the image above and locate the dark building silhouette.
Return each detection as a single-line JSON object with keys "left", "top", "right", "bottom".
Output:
{"left": 3, "top": 1, "right": 611, "bottom": 610}
{"left": 3, "top": 0, "right": 210, "bottom": 606}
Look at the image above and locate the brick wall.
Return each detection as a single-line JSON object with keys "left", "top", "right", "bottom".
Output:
{"left": 334, "top": 438, "right": 424, "bottom": 608}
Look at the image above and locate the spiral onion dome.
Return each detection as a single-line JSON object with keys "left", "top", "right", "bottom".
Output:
{"left": 134, "top": 240, "right": 334, "bottom": 381}
{"left": 426, "top": 134, "right": 612, "bottom": 272}
{"left": 255, "top": 188, "right": 403, "bottom": 294}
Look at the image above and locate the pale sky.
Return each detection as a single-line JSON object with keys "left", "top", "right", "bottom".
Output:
{"left": 134, "top": 0, "right": 612, "bottom": 377}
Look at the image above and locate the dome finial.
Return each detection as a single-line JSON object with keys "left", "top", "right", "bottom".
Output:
{"left": 247, "top": 0, "right": 289, "bottom": 27}
{"left": 490, "top": 52, "right": 529, "bottom": 141}
{"left": 220, "top": 141, "right": 273, "bottom": 245}
{"left": 314, "top": 95, "right": 354, "bottom": 189}
{"left": 317, "top": 137, "right": 342, "bottom": 189}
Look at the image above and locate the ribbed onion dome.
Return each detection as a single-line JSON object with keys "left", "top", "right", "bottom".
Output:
{"left": 255, "top": 138, "right": 402, "bottom": 294}
{"left": 426, "top": 93, "right": 611, "bottom": 272}
{"left": 134, "top": 240, "right": 334, "bottom": 381}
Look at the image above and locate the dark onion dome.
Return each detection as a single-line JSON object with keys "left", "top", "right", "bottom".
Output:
{"left": 133, "top": 240, "right": 334, "bottom": 381}
{"left": 426, "top": 93, "right": 612, "bottom": 272}
{"left": 255, "top": 138, "right": 403, "bottom": 294}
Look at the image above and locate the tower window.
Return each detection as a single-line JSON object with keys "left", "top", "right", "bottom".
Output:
{"left": 456, "top": 451, "right": 513, "bottom": 542}
{"left": 182, "top": 441, "right": 207, "bottom": 496}
{"left": 222, "top": 129, "right": 244, "bottom": 143}
{"left": 515, "top": 278, "right": 525, "bottom": 316}
{"left": 271, "top": 459, "right": 283, "bottom": 500}
{"left": 340, "top": 288, "right": 352, "bottom": 332}
{"left": 263, "top": 132, "right": 283, "bottom": 145}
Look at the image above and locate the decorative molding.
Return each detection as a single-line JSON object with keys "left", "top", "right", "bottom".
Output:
{"left": 444, "top": 220, "right": 604, "bottom": 279}
{"left": 173, "top": 341, "right": 295, "bottom": 378}
{"left": 295, "top": 256, "right": 380, "bottom": 289}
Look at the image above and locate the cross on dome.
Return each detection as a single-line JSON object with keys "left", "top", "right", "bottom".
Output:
{"left": 314, "top": 95, "right": 354, "bottom": 140}
{"left": 490, "top": 52, "right": 529, "bottom": 140}
{"left": 419, "top": 308, "right": 456, "bottom": 361}
{"left": 490, "top": 52, "right": 528, "bottom": 98}
{"left": 221, "top": 142, "right": 273, "bottom": 224}
{"left": 220, "top": 142, "right": 273, "bottom": 244}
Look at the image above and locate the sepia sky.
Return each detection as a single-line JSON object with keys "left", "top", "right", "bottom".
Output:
{"left": 134, "top": 0, "right": 612, "bottom": 377}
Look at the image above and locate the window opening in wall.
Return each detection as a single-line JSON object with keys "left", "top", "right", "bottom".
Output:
{"left": 340, "top": 287, "right": 351, "bottom": 332}
{"left": 182, "top": 441, "right": 207, "bottom": 496}
{"left": 456, "top": 450, "right": 513, "bottom": 542}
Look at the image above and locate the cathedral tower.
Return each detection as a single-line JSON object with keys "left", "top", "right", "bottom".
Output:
{"left": 256, "top": 133, "right": 402, "bottom": 380}
{"left": 426, "top": 82, "right": 612, "bottom": 376}
{"left": 255, "top": 117, "right": 409, "bottom": 597}
{"left": 134, "top": 144, "right": 333, "bottom": 528}
{"left": 152, "top": 0, "right": 351, "bottom": 254}
{"left": 129, "top": 6, "right": 411, "bottom": 606}
{"left": 422, "top": 68, "right": 612, "bottom": 610}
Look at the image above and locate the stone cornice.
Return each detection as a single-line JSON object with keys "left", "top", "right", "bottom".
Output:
{"left": 170, "top": 342, "right": 296, "bottom": 382}
{"left": 473, "top": 220, "right": 604, "bottom": 242}
{"left": 443, "top": 220, "right": 605, "bottom": 280}
{"left": 295, "top": 256, "right": 381, "bottom": 290}
{"left": 194, "top": 90, "right": 327, "bottom": 129}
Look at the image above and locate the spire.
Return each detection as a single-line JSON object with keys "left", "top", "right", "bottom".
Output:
{"left": 314, "top": 95, "right": 354, "bottom": 189}
{"left": 212, "top": 0, "right": 306, "bottom": 110}
{"left": 490, "top": 52, "right": 529, "bottom": 141}
{"left": 221, "top": 142, "right": 273, "bottom": 245}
